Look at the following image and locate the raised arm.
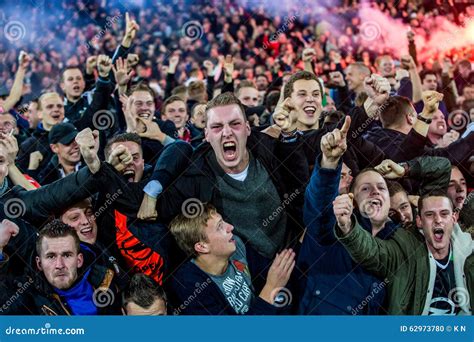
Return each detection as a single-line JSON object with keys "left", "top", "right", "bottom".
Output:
{"left": 1, "top": 51, "right": 31, "bottom": 113}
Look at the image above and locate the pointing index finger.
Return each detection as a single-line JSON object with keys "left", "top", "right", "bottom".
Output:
{"left": 340, "top": 116, "right": 351, "bottom": 136}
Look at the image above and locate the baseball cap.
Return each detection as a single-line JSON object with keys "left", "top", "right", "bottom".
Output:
{"left": 48, "top": 122, "right": 78, "bottom": 145}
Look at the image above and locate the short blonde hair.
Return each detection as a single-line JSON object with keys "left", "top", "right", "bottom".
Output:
{"left": 169, "top": 202, "right": 217, "bottom": 257}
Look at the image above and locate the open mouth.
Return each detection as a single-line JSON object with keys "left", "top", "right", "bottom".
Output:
{"left": 51, "top": 113, "right": 61, "bottom": 121}
{"left": 123, "top": 169, "right": 135, "bottom": 182}
{"left": 138, "top": 111, "right": 151, "bottom": 119}
{"left": 433, "top": 228, "right": 444, "bottom": 242}
{"left": 455, "top": 196, "right": 465, "bottom": 205}
{"left": 303, "top": 106, "right": 316, "bottom": 117}
{"left": 222, "top": 141, "right": 237, "bottom": 161}
{"left": 73, "top": 85, "right": 81, "bottom": 92}
{"left": 80, "top": 226, "right": 93, "bottom": 237}
{"left": 368, "top": 199, "right": 382, "bottom": 207}
{"left": 229, "top": 235, "right": 235, "bottom": 243}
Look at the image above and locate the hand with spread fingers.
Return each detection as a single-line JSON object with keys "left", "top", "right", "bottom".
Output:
{"left": 259, "top": 249, "right": 296, "bottom": 305}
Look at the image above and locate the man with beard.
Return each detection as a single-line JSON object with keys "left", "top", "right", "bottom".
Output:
{"left": 336, "top": 190, "right": 474, "bottom": 315}
{"left": 0, "top": 220, "right": 121, "bottom": 315}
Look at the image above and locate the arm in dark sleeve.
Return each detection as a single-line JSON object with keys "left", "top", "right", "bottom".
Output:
{"left": 424, "top": 132, "right": 474, "bottom": 166}
{"left": 440, "top": 73, "right": 457, "bottom": 114}
{"left": 165, "top": 72, "right": 176, "bottom": 99}
{"left": 113, "top": 88, "right": 126, "bottom": 132}
{"left": 72, "top": 77, "right": 113, "bottom": 131}
{"left": 206, "top": 75, "right": 215, "bottom": 101}
{"left": 391, "top": 129, "right": 428, "bottom": 162}
{"left": 301, "top": 155, "right": 341, "bottom": 248}
{"left": 396, "top": 77, "right": 413, "bottom": 100}
{"left": 110, "top": 44, "right": 130, "bottom": 86}
{"left": 406, "top": 156, "right": 451, "bottom": 195}
{"left": 221, "top": 79, "right": 234, "bottom": 94}
{"left": 84, "top": 72, "right": 96, "bottom": 92}
{"left": 11, "top": 162, "right": 118, "bottom": 226}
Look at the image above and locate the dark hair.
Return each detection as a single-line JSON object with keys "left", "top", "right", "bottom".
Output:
{"left": 122, "top": 273, "right": 167, "bottom": 309}
{"left": 419, "top": 69, "right": 438, "bottom": 83}
{"left": 319, "top": 110, "right": 345, "bottom": 128}
{"left": 417, "top": 190, "right": 454, "bottom": 214}
{"left": 283, "top": 71, "right": 323, "bottom": 99}
{"left": 60, "top": 66, "right": 83, "bottom": 83}
{"left": 191, "top": 102, "right": 206, "bottom": 118}
{"left": 105, "top": 133, "right": 142, "bottom": 159}
{"left": 387, "top": 181, "right": 407, "bottom": 197}
{"left": 379, "top": 96, "right": 413, "bottom": 128}
{"left": 459, "top": 195, "right": 474, "bottom": 232}
{"left": 36, "top": 220, "right": 80, "bottom": 256}
{"left": 205, "top": 92, "right": 247, "bottom": 125}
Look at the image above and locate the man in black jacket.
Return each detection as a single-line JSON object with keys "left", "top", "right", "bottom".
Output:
{"left": 0, "top": 220, "right": 121, "bottom": 315}
{"left": 17, "top": 56, "right": 114, "bottom": 173}
{"left": 138, "top": 92, "right": 304, "bottom": 289}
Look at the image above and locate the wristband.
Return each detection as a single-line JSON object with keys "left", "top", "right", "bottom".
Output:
{"left": 417, "top": 115, "right": 432, "bottom": 124}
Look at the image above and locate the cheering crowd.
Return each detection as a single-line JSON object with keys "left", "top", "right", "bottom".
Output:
{"left": 0, "top": 0, "right": 473, "bottom": 316}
